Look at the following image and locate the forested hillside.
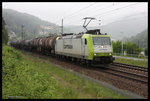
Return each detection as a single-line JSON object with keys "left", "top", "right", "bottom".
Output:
{"left": 2, "top": 9, "right": 61, "bottom": 40}
{"left": 123, "top": 29, "right": 148, "bottom": 48}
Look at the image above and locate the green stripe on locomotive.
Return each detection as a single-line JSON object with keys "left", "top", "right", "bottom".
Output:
{"left": 82, "top": 34, "right": 113, "bottom": 60}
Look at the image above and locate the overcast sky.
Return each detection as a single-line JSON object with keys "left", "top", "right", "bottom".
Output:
{"left": 2, "top": 2, "right": 148, "bottom": 26}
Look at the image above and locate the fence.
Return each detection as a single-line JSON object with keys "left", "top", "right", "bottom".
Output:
{"left": 113, "top": 53, "right": 148, "bottom": 59}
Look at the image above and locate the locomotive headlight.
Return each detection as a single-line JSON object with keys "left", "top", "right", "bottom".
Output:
{"left": 100, "top": 45, "right": 104, "bottom": 48}
{"left": 94, "top": 53, "right": 97, "bottom": 56}
{"left": 109, "top": 53, "right": 112, "bottom": 55}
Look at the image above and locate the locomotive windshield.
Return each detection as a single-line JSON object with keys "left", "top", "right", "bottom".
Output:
{"left": 92, "top": 37, "right": 111, "bottom": 45}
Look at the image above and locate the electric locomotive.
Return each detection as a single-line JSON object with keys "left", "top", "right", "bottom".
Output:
{"left": 55, "top": 29, "right": 115, "bottom": 64}
{"left": 55, "top": 17, "right": 115, "bottom": 64}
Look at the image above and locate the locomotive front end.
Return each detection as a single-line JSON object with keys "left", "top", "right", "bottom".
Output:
{"left": 92, "top": 35, "right": 115, "bottom": 64}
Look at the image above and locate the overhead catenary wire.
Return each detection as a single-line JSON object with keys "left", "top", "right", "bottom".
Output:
{"left": 64, "top": 2, "right": 133, "bottom": 25}
{"left": 63, "top": 2, "right": 97, "bottom": 19}
{"left": 59, "top": 3, "right": 97, "bottom": 26}
{"left": 90, "top": 3, "right": 114, "bottom": 13}
{"left": 63, "top": 3, "right": 115, "bottom": 25}
{"left": 51, "top": 3, "right": 97, "bottom": 26}
{"left": 64, "top": 2, "right": 143, "bottom": 26}
{"left": 63, "top": 3, "right": 124, "bottom": 25}
{"left": 52, "top": 2, "right": 146, "bottom": 34}
{"left": 92, "top": 2, "right": 140, "bottom": 17}
{"left": 52, "top": 3, "right": 81, "bottom": 24}
{"left": 59, "top": 2, "right": 144, "bottom": 25}
{"left": 56, "top": 2, "right": 125, "bottom": 26}
{"left": 63, "top": 3, "right": 109, "bottom": 20}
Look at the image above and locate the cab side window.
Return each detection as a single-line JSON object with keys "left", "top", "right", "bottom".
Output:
{"left": 85, "top": 39, "right": 87, "bottom": 45}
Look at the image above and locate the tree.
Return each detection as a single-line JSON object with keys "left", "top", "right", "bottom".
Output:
{"left": 112, "top": 40, "right": 142, "bottom": 56}
{"left": 144, "top": 48, "right": 148, "bottom": 56}
{"left": 2, "top": 17, "right": 8, "bottom": 45}
{"left": 124, "top": 41, "right": 141, "bottom": 55}
{"left": 112, "top": 40, "right": 122, "bottom": 53}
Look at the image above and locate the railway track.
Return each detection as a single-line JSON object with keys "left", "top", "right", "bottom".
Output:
{"left": 53, "top": 55, "right": 148, "bottom": 84}
{"left": 32, "top": 51, "right": 149, "bottom": 84}
{"left": 112, "top": 62, "right": 148, "bottom": 72}
{"left": 93, "top": 64, "right": 148, "bottom": 84}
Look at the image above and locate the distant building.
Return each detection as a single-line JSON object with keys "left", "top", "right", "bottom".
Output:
{"left": 141, "top": 51, "right": 145, "bottom": 56}
{"left": 138, "top": 51, "right": 145, "bottom": 57}
{"left": 8, "top": 31, "right": 16, "bottom": 40}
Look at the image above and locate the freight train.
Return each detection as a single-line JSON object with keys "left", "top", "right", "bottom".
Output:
{"left": 10, "top": 29, "right": 115, "bottom": 65}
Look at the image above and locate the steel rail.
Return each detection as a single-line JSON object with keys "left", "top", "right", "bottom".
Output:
{"left": 42, "top": 53, "right": 149, "bottom": 84}
{"left": 92, "top": 64, "right": 148, "bottom": 84}
{"left": 112, "top": 62, "right": 148, "bottom": 72}
{"left": 102, "top": 65, "right": 148, "bottom": 78}
{"left": 99, "top": 69, "right": 148, "bottom": 84}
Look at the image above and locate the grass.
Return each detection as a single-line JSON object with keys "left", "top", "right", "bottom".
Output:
{"left": 25, "top": 54, "right": 127, "bottom": 99}
{"left": 114, "top": 57, "right": 148, "bottom": 68}
{"left": 2, "top": 45, "right": 129, "bottom": 99}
